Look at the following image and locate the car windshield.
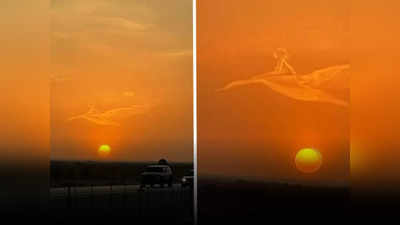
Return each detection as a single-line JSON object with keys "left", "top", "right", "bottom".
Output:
{"left": 145, "top": 167, "right": 164, "bottom": 172}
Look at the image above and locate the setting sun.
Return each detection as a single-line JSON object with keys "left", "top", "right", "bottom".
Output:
{"left": 295, "top": 148, "right": 322, "bottom": 174}
{"left": 98, "top": 144, "right": 111, "bottom": 157}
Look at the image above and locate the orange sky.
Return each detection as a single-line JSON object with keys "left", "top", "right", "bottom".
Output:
{"left": 198, "top": 0, "right": 350, "bottom": 185}
{"left": 50, "top": 0, "right": 193, "bottom": 162}
{"left": 2, "top": 0, "right": 400, "bottom": 191}
{"left": 351, "top": 0, "right": 400, "bottom": 192}
{"left": 0, "top": 0, "right": 50, "bottom": 165}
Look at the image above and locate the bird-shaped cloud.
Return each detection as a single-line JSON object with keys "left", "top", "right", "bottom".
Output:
{"left": 50, "top": 74, "right": 72, "bottom": 83}
{"left": 218, "top": 49, "right": 349, "bottom": 107}
{"left": 67, "top": 103, "right": 152, "bottom": 126}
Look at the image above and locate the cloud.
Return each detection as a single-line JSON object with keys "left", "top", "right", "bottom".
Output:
{"left": 67, "top": 103, "right": 152, "bottom": 126}
{"left": 50, "top": 74, "right": 72, "bottom": 83}
{"left": 94, "top": 17, "right": 152, "bottom": 31}
{"left": 163, "top": 49, "right": 193, "bottom": 57}
{"left": 123, "top": 91, "right": 135, "bottom": 97}
{"left": 218, "top": 49, "right": 349, "bottom": 107}
{"left": 51, "top": 0, "right": 190, "bottom": 57}
{"left": 219, "top": 74, "right": 348, "bottom": 107}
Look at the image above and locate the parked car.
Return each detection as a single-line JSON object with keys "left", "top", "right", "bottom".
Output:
{"left": 181, "top": 169, "right": 194, "bottom": 188}
{"left": 140, "top": 165, "right": 173, "bottom": 188}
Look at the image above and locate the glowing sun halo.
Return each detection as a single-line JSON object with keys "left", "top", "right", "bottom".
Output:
{"left": 98, "top": 144, "right": 111, "bottom": 157}
{"left": 295, "top": 148, "right": 322, "bottom": 174}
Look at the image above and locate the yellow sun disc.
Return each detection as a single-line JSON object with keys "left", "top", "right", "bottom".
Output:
{"left": 295, "top": 148, "right": 322, "bottom": 174}
{"left": 98, "top": 144, "right": 111, "bottom": 156}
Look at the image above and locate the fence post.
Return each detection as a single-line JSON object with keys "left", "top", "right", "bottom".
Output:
{"left": 90, "top": 184, "right": 94, "bottom": 209}
{"left": 123, "top": 182, "right": 127, "bottom": 209}
{"left": 67, "top": 185, "right": 71, "bottom": 209}
{"left": 109, "top": 184, "right": 112, "bottom": 208}
{"left": 138, "top": 189, "right": 142, "bottom": 217}
{"left": 73, "top": 185, "right": 77, "bottom": 208}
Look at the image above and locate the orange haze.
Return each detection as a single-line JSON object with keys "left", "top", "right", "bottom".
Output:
{"left": 198, "top": 0, "right": 349, "bottom": 186}
{"left": 50, "top": 0, "right": 193, "bottom": 162}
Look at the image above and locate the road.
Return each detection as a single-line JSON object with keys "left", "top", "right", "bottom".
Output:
{"left": 51, "top": 183, "right": 183, "bottom": 200}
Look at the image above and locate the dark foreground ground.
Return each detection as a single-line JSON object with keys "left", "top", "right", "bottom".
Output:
{"left": 4, "top": 170, "right": 400, "bottom": 224}
{"left": 47, "top": 160, "right": 194, "bottom": 224}
{"left": 198, "top": 177, "right": 350, "bottom": 223}
{"left": 50, "top": 185, "right": 194, "bottom": 225}
{"left": 198, "top": 177, "right": 400, "bottom": 223}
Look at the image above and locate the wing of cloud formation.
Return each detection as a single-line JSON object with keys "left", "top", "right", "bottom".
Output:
{"left": 67, "top": 104, "right": 152, "bottom": 126}
{"left": 218, "top": 49, "right": 349, "bottom": 107}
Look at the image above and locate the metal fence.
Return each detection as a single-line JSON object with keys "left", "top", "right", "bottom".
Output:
{"left": 50, "top": 184, "right": 194, "bottom": 219}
